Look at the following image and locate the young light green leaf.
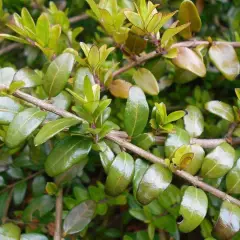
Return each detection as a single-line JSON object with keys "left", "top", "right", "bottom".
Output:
{"left": 209, "top": 43, "right": 239, "bottom": 81}
{"left": 133, "top": 68, "right": 159, "bottom": 96}
{"left": 124, "top": 86, "right": 149, "bottom": 137}
{"left": 86, "top": 0, "right": 101, "bottom": 19}
{"left": 161, "top": 23, "right": 190, "bottom": 47}
{"left": 34, "top": 118, "right": 80, "bottom": 146}
{"left": 235, "top": 88, "right": 240, "bottom": 100}
{"left": 201, "top": 142, "right": 235, "bottom": 178}
{"left": 0, "top": 34, "right": 29, "bottom": 44}
{"left": 136, "top": 163, "right": 172, "bottom": 205}
{"left": 0, "top": 223, "right": 21, "bottom": 239}
{"left": 178, "top": 0, "right": 202, "bottom": 39}
{"left": 124, "top": 11, "right": 144, "bottom": 30}
{"left": 205, "top": 101, "right": 235, "bottom": 122}
{"left": 155, "top": 10, "right": 178, "bottom": 31}
{"left": 165, "top": 127, "right": 190, "bottom": 158}
{"left": 48, "top": 24, "right": 61, "bottom": 51}
{"left": 0, "top": 67, "right": 16, "bottom": 87}
{"left": 184, "top": 105, "right": 204, "bottom": 137}
{"left": 166, "top": 110, "right": 186, "bottom": 124}
{"left": 22, "top": 195, "right": 54, "bottom": 222}
{"left": 36, "top": 13, "right": 50, "bottom": 47}
{"left": 43, "top": 53, "right": 75, "bottom": 98}
{"left": 213, "top": 201, "right": 240, "bottom": 240}
{"left": 105, "top": 152, "right": 134, "bottom": 196}
{"left": 0, "top": 97, "right": 24, "bottom": 124}
{"left": 63, "top": 200, "right": 96, "bottom": 235}
{"left": 184, "top": 145, "right": 205, "bottom": 175}
{"left": 21, "top": 8, "right": 35, "bottom": 34}
{"left": 5, "top": 108, "right": 47, "bottom": 148}
{"left": 178, "top": 186, "right": 208, "bottom": 232}
{"left": 20, "top": 233, "right": 48, "bottom": 240}
{"left": 172, "top": 47, "right": 206, "bottom": 77}
{"left": 45, "top": 136, "right": 92, "bottom": 177}
{"left": 13, "top": 68, "right": 42, "bottom": 88}
{"left": 226, "top": 158, "right": 240, "bottom": 194}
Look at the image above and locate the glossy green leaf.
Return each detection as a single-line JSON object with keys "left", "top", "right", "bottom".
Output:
{"left": 165, "top": 127, "right": 190, "bottom": 158}
{"left": 22, "top": 195, "right": 54, "bottom": 222}
{"left": 45, "top": 136, "right": 92, "bottom": 177}
{"left": 34, "top": 118, "right": 80, "bottom": 146}
{"left": 105, "top": 152, "right": 134, "bottom": 196}
{"left": 43, "top": 53, "right": 75, "bottom": 98}
{"left": 132, "top": 133, "right": 156, "bottom": 150}
{"left": 184, "top": 145, "right": 205, "bottom": 175}
{"left": 161, "top": 23, "right": 190, "bottom": 47}
{"left": 0, "top": 67, "right": 16, "bottom": 87}
{"left": 63, "top": 200, "right": 96, "bottom": 235}
{"left": 226, "top": 158, "right": 240, "bottom": 194}
{"left": 124, "top": 86, "right": 149, "bottom": 137}
{"left": 136, "top": 163, "right": 172, "bottom": 205}
{"left": 0, "top": 223, "right": 21, "bottom": 240}
{"left": 36, "top": 13, "right": 50, "bottom": 47}
{"left": 209, "top": 43, "right": 239, "bottom": 81}
{"left": 201, "top": 142, "right": 235, "bottom": 178}
{"left": 205, "top": 101, "right": 234, "bottom": 122}
{"left": 178, "top": 0, "right": 202, "bottom": 39}
{"left": 133, "top": 68, "right": 159, "bottom": 96}
{"left": 158, "top": 184, "right": 181, "bottom": 217}
{"left": 166, "top": 110, "right": 186, "bottom": 124}
{"left": 172, "top": 47, "right": 206, "bottom": 77}
{"left": 13, "top": 181, "right": 27, "bottom": 206}
{"left": 13, "top": 68, "right": 42, "bottom": 88}
{"left": 5, "top": 108, "right": 47, "bottom": 148}
{"left": 184, "top": 105, "right": 204, "bottom": 137}
{"left": 213, "top": 201, "right": 240, "bottom": 240}
{"left": 32, "top": 175, "right": 46, "bottom": 197}
{"left": 20, "top": 233, "right": 48, "bottom": 240}
{"left": 0, "top": 97, "right": 24, "bottom": 124}
{"left": 179, "top": 186, "right": 208, "bottom": 233}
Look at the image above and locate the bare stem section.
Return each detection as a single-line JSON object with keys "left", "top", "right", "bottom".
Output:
{"left": 54, "top": 189, "right": 63, "bottom": 240}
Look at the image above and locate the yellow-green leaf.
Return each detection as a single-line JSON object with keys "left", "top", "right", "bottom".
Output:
{"left": 36, "top": 13, "right": 50, "bottom": 47}
{"left": 209, "top": 43, "right": 240, "bottom": 81}
{"left": 172, "top": 47, "right": 206, "bottom": 77}
{"left": 133, "top": 68, "right": 159, "bottom": 96}
{"left": 178, "top": 0, "right": 202, "bottom": 39}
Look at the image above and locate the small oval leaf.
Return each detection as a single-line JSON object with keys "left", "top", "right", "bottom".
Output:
{"left": 201, "top": 142, "right": 235, "bottom": 178}
{"left": 0, "top": 67, "right": 16, "bottom": 87}
{"left": 124, "top": 86, "right": 149, "bottom": 137}
{"left": 179, "top": 186, "right": 208, "bottom": 233}
{"left": 105, "top": 152, "right": 134, "bottom": 196}
{"left": 43, "top": 53, "right": 75, "bottom": 98}
{"left": 34, "top": 117, "right": 80, "bottom": 146}
{"left": 226, "top": 158, "right": 240, "bottom": 194}
{"left": 5, "top": 108, "right": 47, "bottom": 148}
{"left": 0, "top": 223, "right": 21, "bottom": 240}
{"left": 45, "top": 136, "right": 92, "bottom": 177}
{"left": 136, "top": 163, "right": 172, "bottom": 205}
{"left": 63, "top": 200, "right": 96, "bottom": 235}
{"left": 21, "top": 233, "right": 48, "bottom": 240}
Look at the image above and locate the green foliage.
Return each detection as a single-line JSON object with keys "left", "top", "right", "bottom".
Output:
{"left": 0, "top": 0, "right": 240, "bottom": 239}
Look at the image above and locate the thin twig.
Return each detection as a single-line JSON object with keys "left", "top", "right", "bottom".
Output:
{"left": 54, "top": 189, "right": 63, "bottom": 240}
{"left": 112, "top": 41, "right": 240, "bottom": 77}
{"left": 69, "top": 13, "right": 89, "bottom": 23}
{"left": 0, "top": 43, "right": 22, "bottom": 55}
{"left": 0, "top": 170, "right": 44, "bottom": 195}
{"left": 106, "top": 133, "right": 240, "bottom": 207}
{"left": 2, "top": 188, "right": 13, "bottom": 224}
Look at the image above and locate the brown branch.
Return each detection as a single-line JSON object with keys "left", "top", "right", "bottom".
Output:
{"left": 5, "top": 88, "right": 240, "bottom": 206}
{"left": 2, "top": 188, "right": 13, "bottom": 224}
{"left": 0, "top": 170, "right": 44, "bottom": 195}
{"left": 0, "top": 43, "right": 22, "bottom": 56}
{"left": 54, "top": 189, "right": 63, "bottom": 240}
{"left": 112, "top": 41, "right": 240, "bottom": 78}
{"left": 106, "top": 133, "right": 240, "bottom": 207}
{"left": 69, "top": 13, "right": 89, "bottom": 24}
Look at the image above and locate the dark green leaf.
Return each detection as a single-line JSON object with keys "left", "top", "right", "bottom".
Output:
{"left": 136, "top": 163, "right": 172, "bottom": 205}
{"left": 43, "top": 53, "right": 75, "bottom": 98}
{"left": 124, "top": 86, "right": 149, "bottom": 137}
{"left": 63, "top": 200, "right": 96, "bottom": 235}
{"left": 32, "top": 175, "right": 46, "bottom": 197}
{"left": 13, "top": 181, "right": 27, "bottom": 206}
{"left": 226, "top": 158, "right": 240, "bottom": 194}
{"left": 5, "top": 108, "right": 47, "bottom": 148}
{"left": 105, "top": 152, "right": 134, "bottom": 196}
{"left": 45, "top": 136, "right": 92, "bottom": 177}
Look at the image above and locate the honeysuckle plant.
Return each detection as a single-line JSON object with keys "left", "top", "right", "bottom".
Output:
{"left": 0, "top": 0, "right": 240, "bottom": 240}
